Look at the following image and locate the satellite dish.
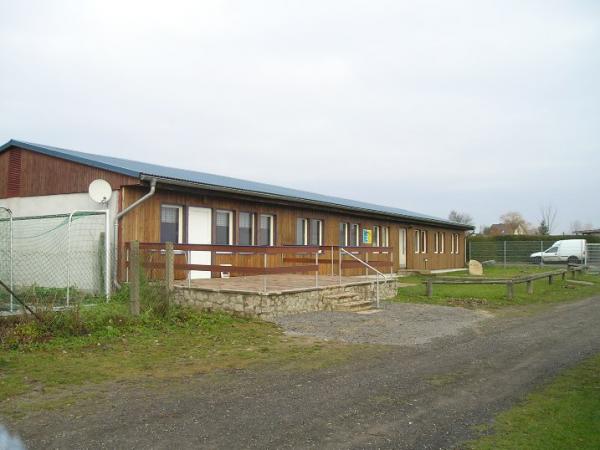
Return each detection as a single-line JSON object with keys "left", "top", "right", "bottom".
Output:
{"left": 88, "top": 179, "right": 112, "bottom": 204}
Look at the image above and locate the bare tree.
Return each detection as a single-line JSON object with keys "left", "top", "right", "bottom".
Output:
{"left": 539, "top": 205, "right": 557, "bottom": 235}
{"left": 448, "top": 210, "right": 474, "bottom": 226}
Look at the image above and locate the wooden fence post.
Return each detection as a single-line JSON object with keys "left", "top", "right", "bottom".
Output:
{"left": 526, "top": 280, "right": 533, "bottom": 294}
{"left": 165, "top": 242, "right": 174, "bottom": 295}
{"left": 548, "top": 274, "right": 554, "bottom": 285}
{"left": 561, "top": 271, "right": 566, "bottom": 281}
{"left": 506, "top": 281, "right": 514, "bottom": 300}
{"left": 426, "top": 279, "right": 433, "bottom": 298}
{"left": 130, "top": 240, "right": 140, "bottom": 316}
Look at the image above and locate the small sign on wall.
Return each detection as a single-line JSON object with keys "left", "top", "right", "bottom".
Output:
{"left": 362, "top": 229, "right": 372, "bottom": 245}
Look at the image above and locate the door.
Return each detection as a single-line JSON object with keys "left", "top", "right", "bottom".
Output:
{"left": 187, "top": 207, "right": 212, "bottom": 279}
{"left": 399, "top": 228, "right": 407, "bottom": 268}
{"left": 543, "top": 245, "right": 560, "bottom": 263}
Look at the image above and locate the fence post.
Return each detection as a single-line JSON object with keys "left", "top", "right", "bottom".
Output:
{"left": 338, "top": 248, "right": 342, "bottom": 285}
{"left": 539, "top": 241, "right": 544, "bottom": 267}
{"left": 426, "top": 279, "right": 433, "bottom": 297}
{"left": 263, "top": 253, "right": 267, "bottom": 293}
{"left": 315, "top": 250, "right": 319, "bottom": 289}
{"left": 165, "top": 242, "right": 174, "bottom": 294}
{"left": 130, "top": 240, "right": 140, "bottom": 316}
{"left": 548, "top": 274, "right": 554, "bottom": 285}
{"left": 526, "top": 280, "right": 533, "bottom": 294}
{"left": 506, "top": 281, "right": 514, "bottom": 300}
{"left": 503, "top": 241, "right": 507, "bottom": 268}
{"left": 331, "top": 246, "right": 334, "bottom": 277}
{"left": 468, "top": 240, "right": 472, "bottom": 261}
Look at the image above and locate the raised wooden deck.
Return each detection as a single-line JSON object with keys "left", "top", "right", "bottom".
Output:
{"left": 175, "top": 274, "right": 384, "bottom": 294}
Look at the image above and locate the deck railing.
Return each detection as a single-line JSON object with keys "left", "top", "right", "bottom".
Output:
{"left": 124, "top": 242, "right": 394, "bottom": 295}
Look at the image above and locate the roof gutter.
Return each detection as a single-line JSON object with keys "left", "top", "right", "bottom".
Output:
{"left": 113, "top": 178, "right": 157, "bottom": 289}
{"left": 139, "top": 174, "right": 473, "bottom": 231}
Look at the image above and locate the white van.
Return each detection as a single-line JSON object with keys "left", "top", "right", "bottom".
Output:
{"left": 530, "top": 239, "right": 586, "bottom": 264}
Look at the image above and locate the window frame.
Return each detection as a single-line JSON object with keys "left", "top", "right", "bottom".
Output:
{"left": 339, "top": 222, "right": 349, "bottom": 246}
{"left": 350, "top": 223, "right": 360, "bottom": 247}
{"left": 373, "top": 225, "right": 380, "bottom": 247}
{"left": 381, "top": 226, "right": 389, "bottom": 247}
{"left": 309, "top": 218, "right": 323, "bottom": 246}
{"left": 420, "top": 230, "right": 427, "bottom": 254}
{"left": 414, "top": 230, "right": 420, "bottom": 253}
{"left": 160, "top": 204, "right": 184, "bottom": 244}
{"left": 237, "top": 211, "right": 255, "bottom": 246}
{"left": 258, "top": 213, "right": 275, "bottom": 246}
{"left": 296, "top": 218, "right": 308, "bottom": 245}
{"left": 215, "top": 209, "right": 234, "bottom": 245}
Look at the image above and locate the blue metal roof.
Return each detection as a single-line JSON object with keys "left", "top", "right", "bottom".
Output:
{"left": 0, "top": 139, "right": 471, "bottom": 229}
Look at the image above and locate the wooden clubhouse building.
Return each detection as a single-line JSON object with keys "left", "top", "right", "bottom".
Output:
{"left": 0, "top": 139, "right": 473, "bottom": 287}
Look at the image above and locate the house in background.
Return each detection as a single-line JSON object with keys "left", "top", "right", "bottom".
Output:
{"left": 487, "top": 223, "right": 528, "bottom": 236}
{"left": 574, "top": 228, "right": 600, "bottom": 237}
{"left": 0, "top": 139, "right": 473, "bottom": 286}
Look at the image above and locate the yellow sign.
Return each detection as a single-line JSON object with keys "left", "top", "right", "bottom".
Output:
{"left": 362, "top": 229, "right": 372, "bottom": 244}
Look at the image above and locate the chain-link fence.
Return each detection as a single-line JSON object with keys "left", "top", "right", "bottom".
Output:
{"left": 467, "top": 240, "right": 592, "bottom": 266}
{"left": 0, "top": 211, "right": 110, "bottom": 313}
{"left": 0, "top": 207, "right": 13, "bottom": 311}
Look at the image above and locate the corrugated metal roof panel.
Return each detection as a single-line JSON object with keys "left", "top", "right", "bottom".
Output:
{"left": 0, "top": 139, "right": 472, "bottom": 229}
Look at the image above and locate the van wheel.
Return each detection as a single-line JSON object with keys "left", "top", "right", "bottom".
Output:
{"left": 567, "top": 256, "right": 580, "bottom": 265}
{"left": 532, "top": 256, "right": 542, "bottom": 264}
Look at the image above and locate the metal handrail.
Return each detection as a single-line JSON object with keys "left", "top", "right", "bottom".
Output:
{"left": 340, "top": 247, "right": 389, "bottom": 308}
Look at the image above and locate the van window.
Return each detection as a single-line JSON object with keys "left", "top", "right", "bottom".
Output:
{"left": 545, "top": 247, "right": 558, "bottom": 254}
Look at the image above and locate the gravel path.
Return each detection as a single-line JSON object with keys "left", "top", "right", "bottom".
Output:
{"left": 6, "top": 296, "right": 600, "bottom": 449}
{"left": 275, "top": 302, "right": 492, "bottom": 345}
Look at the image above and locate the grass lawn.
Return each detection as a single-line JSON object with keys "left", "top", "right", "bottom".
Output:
{"left": 0, "top": 299, "right": 365, "bottom": 418}
{"left": 395, "top": 265, "right": 600, "bottom": 309}
{"left": 466, "top": 353, "right": 600, "bottom": 450}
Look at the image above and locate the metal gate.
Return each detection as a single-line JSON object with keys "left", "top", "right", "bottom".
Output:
{"left": 586, "top": 243, "right": 600, "bottom": 269}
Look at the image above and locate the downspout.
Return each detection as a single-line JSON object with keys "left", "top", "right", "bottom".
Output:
{"left": 113, "top": 178, "right": 157, "bottom": 289}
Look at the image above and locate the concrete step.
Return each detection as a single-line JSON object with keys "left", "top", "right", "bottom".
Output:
{"left": 332, "top": 300, "right": 374, "bottom": 312}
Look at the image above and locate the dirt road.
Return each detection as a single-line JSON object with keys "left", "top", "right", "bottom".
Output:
{"left": 7, "top": 297, "right": 600, "bottom": 449}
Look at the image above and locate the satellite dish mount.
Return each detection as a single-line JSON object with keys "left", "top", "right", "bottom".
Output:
{"left": 88, "top": 179, "right": 113, "bottom": 205}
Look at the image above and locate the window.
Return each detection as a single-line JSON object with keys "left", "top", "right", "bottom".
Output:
{"left": 259, "top": 214, "right": 274, "bottom": 246}
{"left": 545, "top": 246, "right": 558, "bottom": 254}
{"left": 451, "top": 233, "right": 460, "bottom": 254}
{"left": 308, "top": 219, "right": 323, "bottom": 245}
{"left": 296, "top": 218, "right": 308, "bottom": 245}
{"left": 339, "top": 222, "right": 349, "bottom": 246}
{"left": 215, "top": 210, "right": 233, "bottom": 245}
{"left": 434, "top": 231, "right": 445, "bottom": 254}
{"left": 414, "top": 230, "right": 420, "bottom": 253}
{"left": 373, "top": 226, "right": 380, "bottom": 246}
{"left": 160, "top": 205, "right": 183, "bottom": 243}
{"left": 381, "top": 226, "right": 389, "bottom": 247}
{"left": 350, "top": 224, "right": 360, "bottom": 246}
{"left": 238, "top": 212, "right": 255, "bottom": 245}
{"left": 420, "top": 230, "right": 427, "bottom": 253}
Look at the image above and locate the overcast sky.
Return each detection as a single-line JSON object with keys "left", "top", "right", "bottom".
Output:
{"left": 1, "top": 0, "right": 598, "bottom": 232}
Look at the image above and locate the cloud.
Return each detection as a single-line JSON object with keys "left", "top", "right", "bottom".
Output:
{"left": 0, "top": 0, "right": 598, "bottom": 232}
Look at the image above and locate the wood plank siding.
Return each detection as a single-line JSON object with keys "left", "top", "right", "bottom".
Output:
{"left": 119, "top": 185, "right": 466, "bottom": 279}
{"left": 0, "top": 148, "right": 139, "bottom": 198}
{"left": 0, "top": 145, "right": 467, "bottom": 280}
